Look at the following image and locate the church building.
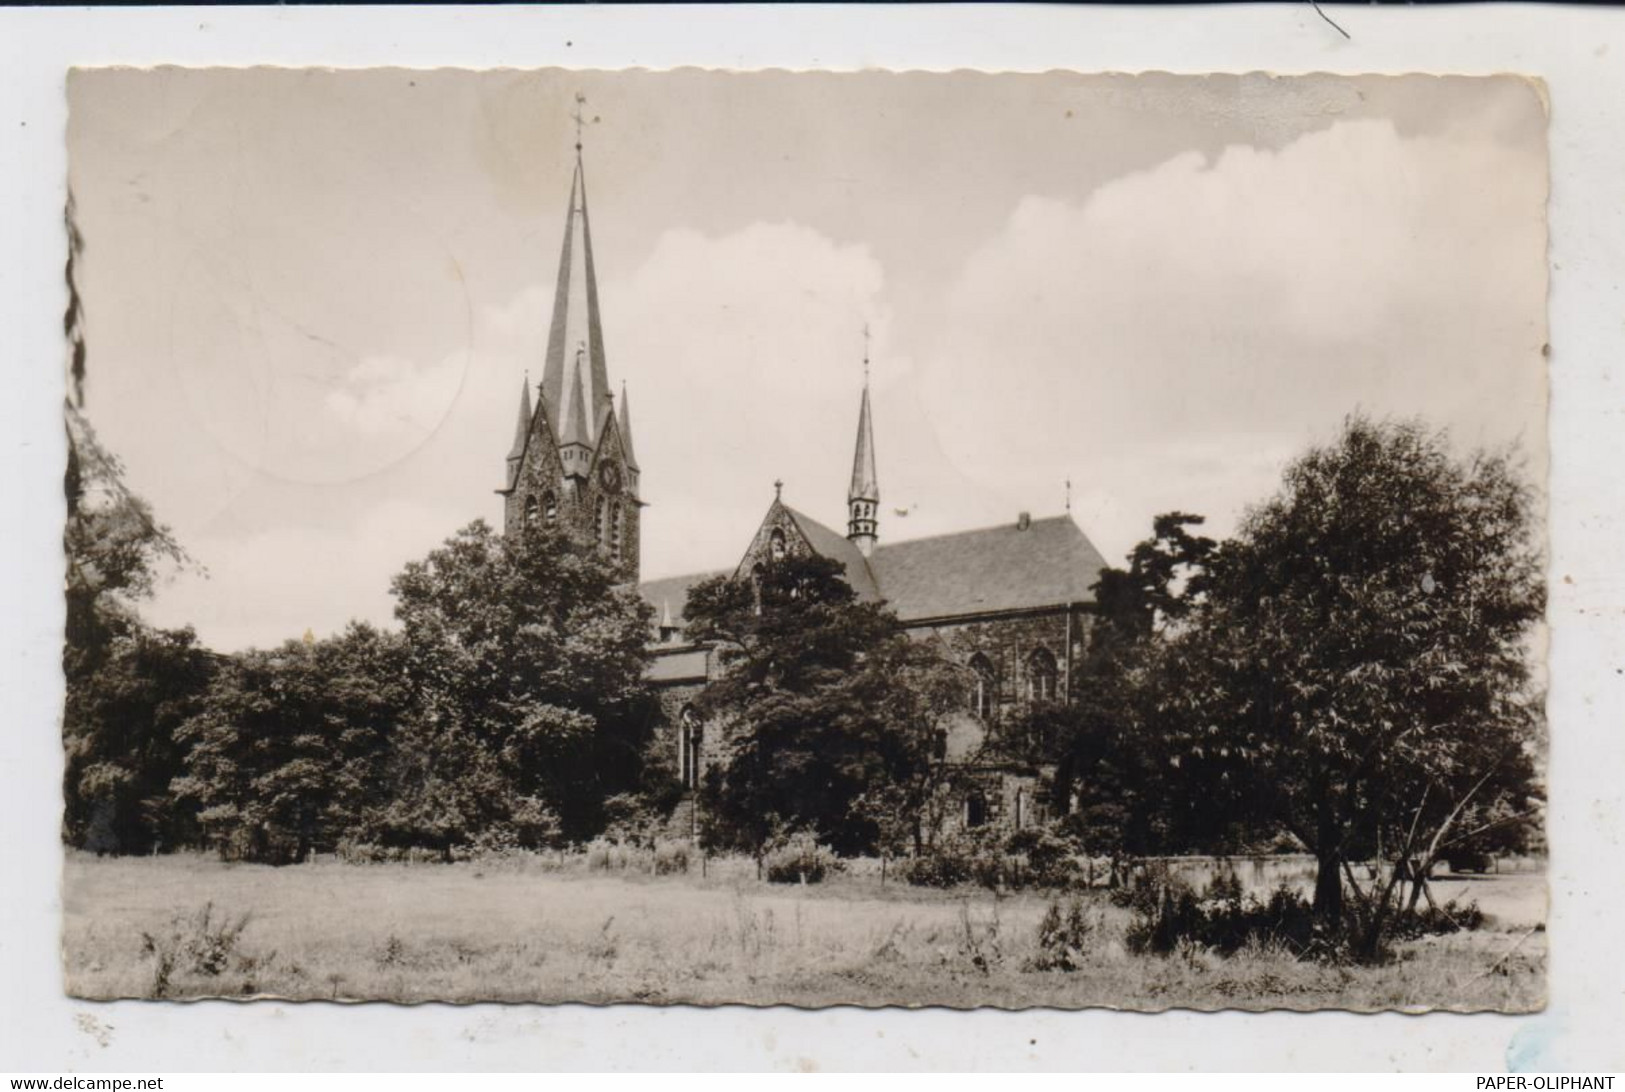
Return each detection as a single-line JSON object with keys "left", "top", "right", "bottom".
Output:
{"left": 500, "top": 142, "right": 1111, "bottom": 834}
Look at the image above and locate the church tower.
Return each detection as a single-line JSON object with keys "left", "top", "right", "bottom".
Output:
{"left": 847, "top": 352, "right": 879, "bottom": 557}
{"left": 498, "top": 120, "right": 640, "bottom": 580}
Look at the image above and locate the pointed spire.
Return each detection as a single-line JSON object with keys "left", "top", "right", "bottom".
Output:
{"left": 618, "top": 380, "right": 639, "bottom": 471}
{"left": 560, "top": 346, "right": 591, "bottom": 448}
{"left": 848, "top": 383, "right": 879, "bottom": 504}
{"left": 508, "top": 374, "right": 532, "bottom": 461}
{"left": 847, "top": 346, "right": 880, "bottom": 555}
{"left": 659, "top": 598, "right": 674, "bottom": 630}
{"left": 539, "top": 137, "right": 611, "bottom": 443}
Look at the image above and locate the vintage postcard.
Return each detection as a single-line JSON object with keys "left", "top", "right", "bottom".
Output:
{"left": 61, "top": 67, "right": 1548, "bottom": 1010}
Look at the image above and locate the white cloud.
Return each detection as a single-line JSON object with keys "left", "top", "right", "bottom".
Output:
{"left": 146, "top": 500, "right": 464, "bottom": 652}
{"left": 606, "top": 221, "right": 899, "bottom": 577}
{"left": 324, "top": 353, "right": 465, "bottom": 439}
{"left": 917, "top": 118, "right": 1547, "bottom": 559}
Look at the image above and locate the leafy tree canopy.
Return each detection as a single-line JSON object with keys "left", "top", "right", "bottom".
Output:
{"left": 684, "top": 554, "right": 967, "bottom": 855}
{"left": 383, "top": 519, "right": 657, "bottom": 844}
{"left": 1170, "top": 416, "right": 1545, "bottom": 942}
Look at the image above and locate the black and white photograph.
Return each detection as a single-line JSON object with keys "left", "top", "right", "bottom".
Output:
{"left": 59, "top": 67, "right": 1549, "bottom": 1012}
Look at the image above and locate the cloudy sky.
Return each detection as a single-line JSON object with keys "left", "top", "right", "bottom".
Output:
{"left": 67, "top": 69, "right": 1548, "bottom": 652}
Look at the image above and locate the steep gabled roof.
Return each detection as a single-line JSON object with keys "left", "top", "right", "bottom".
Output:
{"left": 638, "top": 568, "right": 730, "bottom": 629}
{"left": 869, "top": 514, "right": 1108, "bottom": 621}
{"left": 780, "top": 505, "right": 882, "bottom": 601}
{"left": 638, "top": 514, "right": 1107, "bottom": 639}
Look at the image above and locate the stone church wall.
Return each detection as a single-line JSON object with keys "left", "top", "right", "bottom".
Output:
{"left": 647, "top": 604, "right": 1094, "bottom": 839}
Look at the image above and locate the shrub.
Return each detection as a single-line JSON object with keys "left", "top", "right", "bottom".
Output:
{"left": 1390, "top": 898, "right": 1486, "bottom": 941}
{"left": 585, "top": 837, "right": 630, "bottom": 871}
{"left": 955, "top": 901, "right": 1004, "bottom": 975}
{"left": 903, "top": 829, "right": 1006, "bottom": 889}
{"left": 335, "top": 839, "right": 396, "bottom": 864}
{"left": 900, "top": 849, "right": 972, "bottom": 888}
{"left": 763, "top": 833, "right": 842, "bottom": 884}
{"left": 601, "top": 793, "right": 668, "bottom": 849}
{"left": 1120, "top": 867, "right": 1322, "bottom": 959}
{"left": 654, "top": 841, "right": 691, "bottom": 876}
{"left": 1004, "top": 826, "right": 1082, "bottom": 889}
{"left": 138, "top": 902, "right": 254, "bottom": 998}
{"left": 1030, "top": 898, "right": 1094, "bottom": 972}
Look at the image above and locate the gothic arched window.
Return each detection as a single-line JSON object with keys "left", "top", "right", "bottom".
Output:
{"left": 542, "top": 491, "right": 558, "bottom": 524}
{"left": 970, "top": 653, "right": 996, "bottom": 719}
{"left": 679, "top": 707, "right": 703, "bottom": 789}
{"left": 596, "top": 497, "right": 609, "bottom": 547}
{"left": 770, "top": 529, "right": 787, "bottom": 563}
{"left": 610, "top": 502, "right": 623, "bottom": 559}
{"left": 965, "top": 793, "right": 988, "bottom": 829}
{"left": 524, "top": 496, "right": 539, "bottom": 525}
{"left": 1027, "top": 648, "right": 1058, "bottom": 703}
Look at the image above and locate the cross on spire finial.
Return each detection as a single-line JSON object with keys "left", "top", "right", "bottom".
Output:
{"left": 1065, "top": 477, "right": 1073, "bottom": 512}
{"left": 774, "top": 478, "right": 784, "bottom": 500}
{"left": 862, "top": 323, "right": 871, "bottom": 382}
{"left": 571, "top": 92, "right": 587, "bottom": 153}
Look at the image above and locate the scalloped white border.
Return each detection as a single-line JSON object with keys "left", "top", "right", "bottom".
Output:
{"left": 3, "top": 4, "right": 1622, "bottom": 1073}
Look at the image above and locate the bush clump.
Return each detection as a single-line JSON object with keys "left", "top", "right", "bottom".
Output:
{"left": 1004, "top": 826, "right": 1083, "bottom": 889}
{"left": 1119, "top": 865, "right": 1320, "bottom": 958}
{"left": 901, "top": 831, "right": 1003, "bottom": 888}
{"left": 763, "top": 833, "right": 842, "bottom": 884}
{"left": 139, "top": 902, "right": 258, "bottom": 998}
{"left": 1389, "top": 898, "right": 1486, "bottom": 940}
{"left": 1029, "top": 898, "right": 1094, "bottom": 972}
{"left": 653, "top": 841, "right": 691, "bottom": 876}
{"left": 904, "top": 826, "right": 1081, "bottom": 890}
{"left": 900, "top": 848, "right": 973, "bottom": 888}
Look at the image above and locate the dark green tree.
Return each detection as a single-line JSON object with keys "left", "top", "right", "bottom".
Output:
{"left": 63, "top": 402, "right": 203, "bottom": 851}
{"left": 1176, "top": 416, "right": 1544, "bottom": 950}
{"left": 381, "top": 519, "right": 656, "bottom": 846}
{"left": 63, "top": 624, "right": 215, "bottom": 853}
{"left": 61, "top": 192, "right": 211, "bottom": 854}
{"left": 684, "top": 553, "right": 966, "bottom": 856}
{"left": 1042, "top": 513, "right": 1218, "bottom": 857}
{"left": 173, "top": 623, "right": 408, "bottom": 862}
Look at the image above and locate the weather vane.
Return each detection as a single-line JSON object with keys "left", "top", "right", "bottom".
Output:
{"left": 862, "top": 323, "right": 871, "bottom": 381}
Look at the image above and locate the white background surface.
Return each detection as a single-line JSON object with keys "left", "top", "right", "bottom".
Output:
{"left": 2, "top": 3, "right": 1621, "bottom": 1072}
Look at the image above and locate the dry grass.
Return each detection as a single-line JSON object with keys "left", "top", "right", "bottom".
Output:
{"left": 61, "top": 852, "right": 1545, "bottom": 1011}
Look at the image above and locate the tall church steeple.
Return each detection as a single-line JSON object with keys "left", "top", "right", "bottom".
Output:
{"left": 498, "top": 105, "right": 641, "bottom": 581}
{"left": 847, "top": 339, "right": 880, "bottom": 557}
{"left": 539, "top": 140, "right": 612, "bottom": 444}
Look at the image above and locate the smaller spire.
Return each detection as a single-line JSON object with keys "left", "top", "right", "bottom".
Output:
{"left": 848, "top": 385, "right": 879, "bottom": 504}
{"left": 560, "top": 346, "right": 591, "bottom": 448}
{"left": 508, "top": 374, "right": 532, "bottom": 462}
{"left": 660, "top": 598, "right": 674, "bottom": 630}
{"left": 618, "top": 380, "right": 639, "bottom": 470}
{"left": 847, "top": 348, "right": 880, "bottom": 555}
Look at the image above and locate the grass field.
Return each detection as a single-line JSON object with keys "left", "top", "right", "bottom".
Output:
{"left": 61, "top": 852, "right": 1546, "bottom": 1011}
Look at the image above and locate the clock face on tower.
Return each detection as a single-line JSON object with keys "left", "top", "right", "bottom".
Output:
{"left": 597, "top": 461, "right": 623, "bottom": 494}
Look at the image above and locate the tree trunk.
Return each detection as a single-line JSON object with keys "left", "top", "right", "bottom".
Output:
{"left": 1312, "top": 811, "right": 1343, "bottom": 924}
